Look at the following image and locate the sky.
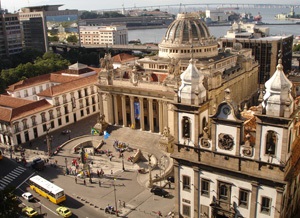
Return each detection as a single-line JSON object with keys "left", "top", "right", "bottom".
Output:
{"left": 2, "top": 0, "right": 299, "bottom": 13}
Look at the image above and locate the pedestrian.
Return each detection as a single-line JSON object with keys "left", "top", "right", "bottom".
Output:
{"left": 118, "top": 199, "right": 121, "bottom": 207}
{"left": 123, "top": 201, "right": 125, "bottom": 208}
{"left": 97, "top": 170, "right": 100, "bottom": 177}
{"left": 109, "top": 154, "right": 112, "bottom": 161}
{"left": 75, "top": 177, "right": 77, "bottom": 184}
{"left": 168, "top": 181, "right": 171, "bottom": 189}
{"left": 55, "top": 159, "right": 58, "bottom": 165}
{"left": 98, "top": 180, "right": 101, "bottom": 187}
{"left": 111, "top": 170, "right": 113, "bottom": 175}
{"left": 83, "top": 179, "right": 86, "bottom": 186}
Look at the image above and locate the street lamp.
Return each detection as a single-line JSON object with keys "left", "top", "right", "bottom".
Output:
{"left": 113, "top": 179, "right": 118, "bottom": 216}
{"left": 148, "top": 154, "right": 153, "bottom": 188}
{"left": 46, "top": 126, "right": 52, "bottom": 156}
{"left": 122, "top": 155, "right": 125, "bottom": 171}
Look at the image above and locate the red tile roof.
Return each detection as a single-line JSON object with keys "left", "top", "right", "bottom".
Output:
{"left": 0, "top": 95, "right": 34, "bottom": 108}
{"left": 38, "top": 74, "right": 97, "bottom": 97}
{"left": 112, "top": 53, "right": 137, "bottom": 63}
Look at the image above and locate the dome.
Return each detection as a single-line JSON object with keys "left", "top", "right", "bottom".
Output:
{"left": 158, "top": 13, "right": 219, "bottom": 59}
{"left": 164, "top": 13, "right": 211, "bottom": 44}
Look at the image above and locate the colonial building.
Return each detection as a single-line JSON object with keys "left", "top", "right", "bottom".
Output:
{"left": 97, "top": 13, "right": 259, "bottom": 140}
{"left": 0, "top": 63, "right": 100, "bottom": 148}
{"left": 171, "top": 52, "right": 298, "bottom": 218}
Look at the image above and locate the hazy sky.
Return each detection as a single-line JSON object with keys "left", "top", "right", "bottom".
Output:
{"left": 2, "top": 0, "right": 299, "bottom": 13}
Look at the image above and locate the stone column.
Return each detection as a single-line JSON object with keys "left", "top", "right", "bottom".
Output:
{"left": 158, "top": 100, "right": 163, "bottom": 134}
{"left": 254, "top": 124, "right": 262, "bottom": 159}
{"left": 130, "top": 96, "right": 135, "bottom": 129}
{"left": 113, "top": 95, "right": 119, "bottom": 125}
{"left": 193, "top": 166, "right": 199, "bottom": 218}
{"left": 274, "top": 187, "right": 284, "bottom": 218}
{"left": 194, "top": 114, "right": 199, "bottom": 147}
{"left": 139, "top": 97, "right": 145, "bottom": 130}
{"left": 249, "top": 181, "right": 259, "bottom": 218}
{"left": 163, "top": 101, "right": 168, "bottom": 131}
{"left": 149, "top": 99, "right": 154, "bottom": 132}
{"left": 211, "top": 120, "right": 217, "bottom": 151}
{"left": 236, "top": 125, "right": 241, "bottom": 156}
{"left": 98, "top": 92, "right": 104, "bottom": 114}
{"left": 107, "top": 94, "right": 114, "bottom": 124}
{"left": 173, "top": 160, "right": 180, "bottom": 217}
{"left": 121, "top": 95, "right": 127, "bottom": 127}
{"left": 174, "top": 106, "right": 179, "bottom": 141}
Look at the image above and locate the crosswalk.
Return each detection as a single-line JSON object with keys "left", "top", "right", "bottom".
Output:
{"left": 0, "top": 166, "right": 27, "bottom": 190}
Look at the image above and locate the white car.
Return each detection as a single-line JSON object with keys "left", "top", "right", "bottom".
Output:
{"left": 22, "top": 192, "right": 34, "bottom": 201}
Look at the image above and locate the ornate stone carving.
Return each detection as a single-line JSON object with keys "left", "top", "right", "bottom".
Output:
{"left": 218, "top": 133, "right": 234, "bottom": 150}
{"left": 162, "top": 126, "right": 170, "bottom": 138}
{"left": 200, "top": 138, "right": 210, "bottom": 148}
{"left": 242, "top": 134, "right": 253, "bottom": 157}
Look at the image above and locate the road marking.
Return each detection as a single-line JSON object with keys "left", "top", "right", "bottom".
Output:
{"left": 37, "top": 201, "right": 59, "bottom": 216}
{"left": 16, "top": 172, "right": 35, "bottom": 189}
{"left": 10, "top": 172, "right": 20, "bottom": 176}
{"left": 6, "top": 175, "right": 16, "bottom": 180}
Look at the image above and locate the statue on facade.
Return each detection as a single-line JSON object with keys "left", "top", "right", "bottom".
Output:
{"left": 162, "top": 126, "right": 170, "bottom": 138}
{"left": 100, "top": 53, "right": 113, "bottom": 71}
{"left": 130, "top": 65, "right": 139, "bottom": 86}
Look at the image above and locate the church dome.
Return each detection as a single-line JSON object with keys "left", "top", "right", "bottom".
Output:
{"left": 158, "top": 13, "right": 218, "bottom": 59}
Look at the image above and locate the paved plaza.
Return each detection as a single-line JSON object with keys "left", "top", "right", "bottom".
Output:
{"left": 0, "top": 114, "right": 175, "bottom": 217}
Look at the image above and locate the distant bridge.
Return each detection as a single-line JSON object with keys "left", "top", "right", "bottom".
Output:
{"left": 97, "top": 3, "right": 300, "bottom": 12}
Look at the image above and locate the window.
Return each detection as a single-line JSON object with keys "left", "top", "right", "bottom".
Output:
{"left": 84, "top": 88, "right": 88, "bottom": 96}
{"left": 182, "top": 116, "right": 191, "bottom": 138}
{"left": 24, "top": 90, "right": 28, "bottom": 97}
{"left": 41, "top": 113, "right": 46, "bottom": 123}
{"left": 78, "top": 90, "right": 82, "bottom": 98}
{"left": 63, "top": 95, "right": 67, "bottom": 104}
{"left": 50, "top": 121, "right": 54, "bottom": 129}
{"left": 265, "top": 131, "right": 277, "bottom": 155}
{"left": 56, "top": 108, "right": 61, "bottom": 117}
{"left": 182, "top": 175, "right": 191, "bottom": 191}
{"left": 58, "top": 118, "right": 62, "bottom": 126}
{"left": 220, "top": 185, "right": 228, "bottom": 200}
{"left": 39, "top": 85, "right": 43, "bottom": 92}
{"left": 55, "top": 97, "right": 59, "bottom": 106}
{"left": 22, "top": 119, "right": 28, "bottom": 130}
{"left": 261, "top": 196, "right": 271, "bottom": 214}
{"left": 14, "top": 122, "right": 20, "bottom": 133}
{"left": 43, "top": 124, "right": 47, "bottom": 132}
{"left": 239, "top": 189, "right": 249, "bottom": 208}
{"left": 81, "top": 110, "right": 84, "bottom": 117}
{"left": 49, "top": 110, "right": 54, "bottom": 120}
{"left": 64, "top": 106, "right": 69, "bottom": 114}
{"left": 182, "top": 204, "right": 191, "bottom": 217}
{"left": 86, "top": 98, "right": 89, "bottom": 106}
{"left": 201, "top": 179, "right": 210, "bottom": 197}
{"left": 65, "top": 116, "right": 69, "bottom": 123}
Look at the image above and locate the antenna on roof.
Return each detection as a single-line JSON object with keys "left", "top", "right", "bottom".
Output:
{"left": 178, "top": 3, "right": 182, "bottom": 14}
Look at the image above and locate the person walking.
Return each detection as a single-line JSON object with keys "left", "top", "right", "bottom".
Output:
{"left": 98, "top": 180, "right": 101, "bottom": 187}
{"left": 111, "top": 170, "right": 113, "bottom": 175}
{"left": 75, "top": 177, "right": 77, "bottom": 184}
{"left": 123, "top": 201, "right": 125, "bottom": 208}
{"left": 83, "top": 179, "right": 86, "bottom": 186}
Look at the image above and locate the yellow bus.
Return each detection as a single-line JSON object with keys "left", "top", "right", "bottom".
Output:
{"left": 29, "top": 175, "right": 66, "bottom": 204}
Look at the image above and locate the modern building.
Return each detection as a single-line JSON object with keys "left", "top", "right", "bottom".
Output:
{"left": 79, "top": 25, "right": 128, "bottom": 46}
{"left": 18, "top": 5, "right": 78, "bottom": 52}
{"left": 0, "top": 12, "right": 22, "bottom": 57}
{"left": 0, "top": 63, "right": 100, "bottom": 148}
{"left": 220, "top": 21, "right": 293, "bottom": 84}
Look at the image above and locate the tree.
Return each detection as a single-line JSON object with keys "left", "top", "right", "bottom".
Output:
{"left": 293, "top": 44, "right": 300, "bottom": 52}
{"left": 0, "top": 187, "right": 22, "bottom": 217}
{"left": 66, "top": 35, "right": 78, "bottom": 43}
{"left": 48, "top": 35, "right": 59, "bottom": 42}
{"left": 80, "top": 11, "right": 98, "bottom": 19}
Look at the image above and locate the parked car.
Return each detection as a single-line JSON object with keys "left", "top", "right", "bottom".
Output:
{"left": 31, "top": 157, "right": 45, "bottom": 171}
{"left": 56, "top": 206, "right": 72, "bottom": 217}
{"left": 150, "top": 186, "right": 169, "bottom": 197}
{"left": 22, "top": 206, "right": 38, "bottom": 217}
{"left": 22, "top": 192, "right": 34, "bottom": 201}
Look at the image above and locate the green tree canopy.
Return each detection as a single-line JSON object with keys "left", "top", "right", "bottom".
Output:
{"left": 66, "top": 35, "right": 78, "bottom": 43}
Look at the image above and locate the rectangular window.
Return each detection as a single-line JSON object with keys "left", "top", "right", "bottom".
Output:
{"left": 65, "top": 116, "right": 69, "bottom": 123}
{"left": 81, "top": 110, "right": 84, "bottom": 117}
{"left": 201, "top": 179, "right": 210, "bottom": 197}
{"left": 58, "top": 118, "right": 62, "bottom": 126}
{"left": 182, "top": 175, "right": 191, "bottom": 191}
{"left": 43, "top": 124, "right": 47, "bottom": 132}
{"left": 239, "top": 189, "right": 249, "bottom": 208}
{"left": 50, "top": 121, "right": 54, "bottom": 129}
{"left": 182, "top": 204, "right": 191, "bottom": 217}
{"left": 261, "top": 196, "right": 271, "bottom": 214}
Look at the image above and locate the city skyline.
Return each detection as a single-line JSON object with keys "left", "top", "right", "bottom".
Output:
{"left": 2, "top": 0, "right": 300, "bottom": 13}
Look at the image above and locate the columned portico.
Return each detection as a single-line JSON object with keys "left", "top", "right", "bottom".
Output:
{"left": 139, "top": 97, "right": 145, "bottom": 130}
{"left": 121, "top": 95, "right": 127, "bottom": 127}
{"left": 149, "top": 99, "right": 154, "bottom": 132}
{"left": 130, "top": 96, "right": 135, "bottom": 128}
{"left": 113, "top": 94, "right": 119, "bottom": 125}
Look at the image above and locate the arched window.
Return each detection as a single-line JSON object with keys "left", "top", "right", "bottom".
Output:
{"left": 182, "top": 116, "right": 190, "bottom": 139}
{"left": 202, "top": 117, "right": 207, "bottom": 130}
{"left": 265, "top": 130, "right": 277, "bottom": 155}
